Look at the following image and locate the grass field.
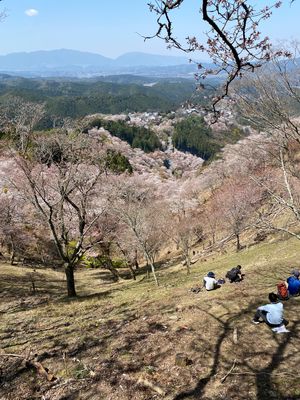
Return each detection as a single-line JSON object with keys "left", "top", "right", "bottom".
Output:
{"left": 1, "top": 236, "right": 300, "bottom": 400}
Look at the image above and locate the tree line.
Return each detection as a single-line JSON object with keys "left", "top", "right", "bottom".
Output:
{"left": 0, "top": 76, "right": 207, "bottom": 124}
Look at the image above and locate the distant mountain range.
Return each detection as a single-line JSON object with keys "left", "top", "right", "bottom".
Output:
{"left": 0, "top": 49, "right": 211, "bottom": 78}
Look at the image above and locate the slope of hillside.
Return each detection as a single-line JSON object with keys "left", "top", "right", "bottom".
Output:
{"left": 1, "top": 236, "right": 299, "bottom": 400}
{"left": 0, "top": 75, "right": 210, "bottom": 119}
{"left": 91, "top": 128, "right": 204, "bottom": 177}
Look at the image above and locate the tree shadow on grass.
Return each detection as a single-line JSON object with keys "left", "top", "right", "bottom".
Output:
{"left": 172, "top": 299, "right": 274, "bottom": 400}
{"left": 0, "top": 271, "right": 65, "bottom": 301}
{"left": 172, "top": 297, "right": 300, "bottom": 400}
{"left": 252, "top": 321, "right": 299, "bottom": 400}
{"left": 57, "top": 288, "right": 115, "bottom": 303}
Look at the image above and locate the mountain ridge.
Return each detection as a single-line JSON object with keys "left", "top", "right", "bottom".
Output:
{"left": 0, "top": 49, "right": 193, "bottom": 69}
{"left": 0, "top": 49, "right": 212, "bottom": 78}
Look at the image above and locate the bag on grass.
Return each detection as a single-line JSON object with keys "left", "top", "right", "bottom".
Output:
{"left": 190, "top": 285, "right": 201, "bottom": 294}
{"left": 277, "top": 282, "right": 289, "bottom": 300}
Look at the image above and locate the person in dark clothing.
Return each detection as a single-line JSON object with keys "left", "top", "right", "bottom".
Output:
{"left": 226, "top": 265, "right": 243, "bottom": 283}
{"left": 287, "top": 269, "right": 300, "bottom": 297}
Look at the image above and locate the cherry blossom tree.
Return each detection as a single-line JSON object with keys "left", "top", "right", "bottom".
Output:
{"left": 147, "top": 0, "right": 290, "bottom": 113}
{"left": 114, "top": 227, "right": 139, "bottom": 281}
{"left": 165, "top": 184, "right": 202, "bottom": 274}
{"left": 13, "top": 132, "right": 108, "bottom": 297}
{"left": 0, "top": 191, "right": 25, "bottom": 264}
{"left": 215, "top": 177, "right": 262, "bottom": 250}
{"left": 202, "top": 199, "right": 222, "bottom": 246}
{"left": 85, "top": 210, "right": 123, "bottom": 281}
{"left": 110, "top": 175, "right": 167, "bottom": 286}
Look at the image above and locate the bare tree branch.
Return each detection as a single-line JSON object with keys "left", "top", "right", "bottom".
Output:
{"left": 146, "top": 1, "right": 292, "bottom": 115}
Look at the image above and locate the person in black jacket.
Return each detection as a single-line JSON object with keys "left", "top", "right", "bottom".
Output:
{"left": 226, "top": 265, "right": 243, "bottom": 283}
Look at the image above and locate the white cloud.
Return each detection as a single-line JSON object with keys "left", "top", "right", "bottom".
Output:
{"left": 25, "top": 9, "right": 39, "bottom": 17}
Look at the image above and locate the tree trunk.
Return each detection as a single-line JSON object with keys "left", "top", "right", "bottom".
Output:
{"left": 116, "top": 244, "right": 136, "bottom": 279}
{"left": 10, "top": 250, "right": 15, "bottom": 266}
{"left": 134, "top": 249, "right": 139, "bottom": 270}
{"left": 183, "top": 242, "right": 191, "bottom": 275}
{"left": 9, "top": 237, "right": 15, "bottom": 265}
{"left": 236, "top": 234, "right": 241, "bottom": 252}
{"left": 128, "top": 263, "right": 136, "bottom": 280}
{"left": 105, "top": 259, "right": 120, "bottom": 282}
{"left": 147, "top": 255, "right": 159, "bottom": 286}
{"left": 65, "top": 265, "right": 77, "bottom": 297}
{"left": 146, "top": 262, "right": 150, "bottom": 280}
{"left": 185, "top": 254, "right": 191, "bottom": 275}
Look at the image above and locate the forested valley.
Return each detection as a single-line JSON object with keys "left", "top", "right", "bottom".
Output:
{"left": 1, "top": 37, "right": 300, "bottom": 400}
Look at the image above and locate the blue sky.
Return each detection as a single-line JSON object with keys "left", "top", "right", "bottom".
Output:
{"left": 0, "top": 0, "right": 299, "bottom": 58}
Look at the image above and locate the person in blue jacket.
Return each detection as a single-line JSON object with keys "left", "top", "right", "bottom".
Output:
{"left": 287, "top": 269, "right": 300, "bottom": 297}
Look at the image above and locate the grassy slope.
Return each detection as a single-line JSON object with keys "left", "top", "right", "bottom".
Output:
{"left": 0, "top": 237, "right": 300, "bottom": 400}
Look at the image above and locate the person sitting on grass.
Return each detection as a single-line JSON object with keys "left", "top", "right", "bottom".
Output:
{"left": 252, "top": 292, "right": 288, "bottom": 328}
{"left": 287, "top": 269, "right": 300, "bottom": 297}
{"left": 203, "top": 272, "right": 220, "bottom": 291}
{"left": 226, "top": 265, "right": 243, "bottom": 283}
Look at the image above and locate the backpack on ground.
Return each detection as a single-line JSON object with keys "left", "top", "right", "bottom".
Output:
{"left": 190, "top": 285, "right": 201, "bottom": 294}
{"left": 277, "top": 282, "right": 289, "bottom": 300}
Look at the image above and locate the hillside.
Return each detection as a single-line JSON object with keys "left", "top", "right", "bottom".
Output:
{"left": 0, "top": 75, "right": 214, "bottom": 121}
{"left": 1, "top": 55, "right": 300, "bottom": 400}
{"left": 1, "top": 236, "right": 299, "bottom": 400}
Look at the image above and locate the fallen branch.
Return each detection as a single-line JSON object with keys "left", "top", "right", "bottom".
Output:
{"left": 27, "top": 359, "right": 56, "bottom": 381}
{"left": 220, "top": 359, "right": 237, "bottom": 383}
{"left": 25, "top": 322, "right": 71, "bottom": 334}
{"left": 230, "top": 371, "right": 297, "bottom": 377}
{"left": 2, "top": 340, "right": 31, "bottom": 349}
{"left": 199, "top": 233, "right": 236, "bottom": 257}
{"left": 233, "top": 327, "right": 238, "bottom": 344}
{"left": 0, "top": 353, "right": 23, "bottom": 358}
{"left": 0, "top": 352, "right": 57, "bottom": 381}
{"left": 137, "top": 377, "right": 166, "bottom": 396}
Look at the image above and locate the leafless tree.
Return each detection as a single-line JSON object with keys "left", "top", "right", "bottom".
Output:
{"left": 0, "top": 97, "right": 46, "bottom": 153}
{"left": 233, "top": 51, "right": 300, "bottom": 241}
{"left": 233, "top": 49, "right": 300, "bottom": 143}
{"left": 252, "top": 144, "right": 300, "bottom": 240}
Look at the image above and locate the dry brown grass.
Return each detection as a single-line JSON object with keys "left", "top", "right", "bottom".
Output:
{"left": 1, "top": 237, "right": 300, "bottom": 400}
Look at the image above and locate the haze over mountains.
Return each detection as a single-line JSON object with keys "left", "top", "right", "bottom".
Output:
{"left": 0, "top": 49, "right": 207, "bottom": 78}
